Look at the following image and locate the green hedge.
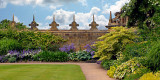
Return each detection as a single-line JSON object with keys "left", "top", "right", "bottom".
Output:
{"left": 0, "top": 38, "right": 21, "bottom": 55}
{"left": 0, "top": 29, "right": 65, "bottom": 53}
{"left": 33, "top": 51, "right": 68, "bottom": 62}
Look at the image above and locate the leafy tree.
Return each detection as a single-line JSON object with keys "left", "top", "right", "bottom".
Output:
{"left": 93, "top": 26, "right": 137, "bottom": 61}
{"left": 0, "top": 19, "right": 11, "bottom": 29}
{"left": 0, "top": 19, "right": 28, "bottom": 30}
{"left": 122, "top": 0, "right": 160, "bottom": 40}
{"left": 16, "top": 22, "right": 28, "bottom": 29}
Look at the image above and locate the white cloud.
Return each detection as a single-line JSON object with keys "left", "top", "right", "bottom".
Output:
{"left": 78, "top": 0, "right": 87, "bottom": 6}
{"left": 45, "top": 7, "right": 108, "bottom": 30}
{"left": 0, "top": 0, "right": 87, "bottom": 8}
{"left": 103, "top": 0, "right": 130, "bottom": 14}
{"left": 0, "top": 0, "right": 7, "bottom": 8}
{"left": 97, "top": 15, "right": 108, "bottom": 30}
{"left": 90, "top": 7, "right": 101, "bottom": 14}
{"left": 14, "top": 16, "right": 20, "bottom": 23}
{"left": 37, "top": 22, "right": 50, "bottom": 30}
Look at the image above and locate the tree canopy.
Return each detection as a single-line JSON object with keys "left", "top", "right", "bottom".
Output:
{"left": 122, "top": 0, "right": 160, "bottom": 40}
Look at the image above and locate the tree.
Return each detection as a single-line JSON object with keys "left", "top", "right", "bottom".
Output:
{"left": 0, "top": 19, "right": 11, "bottom": 29}
{"left": 93, "top": 26, "right": 137, "bottom": 61}
{"left": 122, "top": 0, "right": 160, "bottom": 40}
{"left": 0, "top": 19, "right": 28, "bottom": 30}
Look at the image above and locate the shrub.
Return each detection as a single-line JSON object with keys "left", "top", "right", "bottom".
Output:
{"left": 114, "top": 57, "right": 146, "bottom": 79}
{"left": 68, "top": 51, "right": 92, "bottom": 61}
{"left": 34, "top": 51, "right": 68, "bottom": 62}
{"left": 93, "top": 26, "right": 138, "bottom": 61}
{"left": 76, "top": 51, "right": 92, "bottom": 61}
{"left": 0, "top": 56, "right": 9, "bottom": 63}
{"left": 0, "top": 38, "right": 21, "bottom": 55}
{"left": 6, "top": 49, "right": 42, "bottom": 61}
{"left": 84, "top": 44, "right": 96, "bottom": 58}
{"left": 8, "top": 57, "right": 16, "bottom": 63}
{"left": 0, "top": 29, "right": 65, "bottom": 51}
{"left": 122, "top": 41, "right": 151, "bottom": 62}
{"left": 68, "top": 52, "right": 78, "bottom": 61}
{"left": 139, "top": 71, "right": 160, "bottom": 80}
{"left": 124, "top": 67, "right": 150, "bottom": 80}
{"left": 17, "top": 31, "right": 65, "bottom": 50}
{"left": 146, "top": 40, "right": 160, "bottom": 71}
{"left": 107, "top": 66, "right": 116, "bottom": 78}
{"left": 101, "top": 60, "right": 114, "bottom": 70}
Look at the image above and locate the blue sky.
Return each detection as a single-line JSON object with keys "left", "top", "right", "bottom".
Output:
{"left": 0, "top": 0, "right": 129, "bottom": 30}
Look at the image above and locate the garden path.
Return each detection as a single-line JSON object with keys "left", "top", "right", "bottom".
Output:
{"left": 0, "top": 62, "right": 115, "bottom": 80}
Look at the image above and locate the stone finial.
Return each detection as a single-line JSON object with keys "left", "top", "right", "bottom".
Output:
{"left": 29, "top": 15, "right": 39, "bottom": 30}
{"left": 93, "top": 14, "right": 95, "bottom": 22}
{"left": 73, "top": 14, "right": 75, "bottom": 22}
{"left": 49, "top": 15, "right": 59, "bottom": 31}
{"left": 89, "top": 14, "right": 99, "bottom": 31}
{"left": 10, "top": 14, "right": 16, "bottom": 28}
{"left": 33, "top": 14, "right": 35, "bottom": 21}
{"left": 13, "top": 14, "right": 14, "bottom": 21}
{"left": 53, "top": 15, "right": 55, "bottom": 21}
{"left": 108, "top": 11, "right": 112, "bottom": 26}
{"left": 69, "top": 14, "right": 79, "bottom": 31}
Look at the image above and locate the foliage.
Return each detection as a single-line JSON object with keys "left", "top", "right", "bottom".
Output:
{"left": 68, "top": 52, "right": 78, "bottom": 61}
{"left": 0, "top": 38, "right": 21, "bottom": 55}
{"left": 59, "top": 43, "right": 75, "bottom": 53}
{"left": 34, "top": 51, "right": 68, "bottom": 62}
{"left": 93, "top": 26, "right": 137, "bottom": 61}
{"left": 76, "top": 51, "right": 92, "bottom": 61}
{"left": 0, "top": 56, "right": 9, "bottom": 63}
{"left": 84, "top": 44, "right": 96, "bottom": 58}
{"left": 67, "top": 44, "right": 94, "bottom": 61}
{"left": 139, "top": 71, "right": 160, "bottom": 80}
{"left": 122, "top": 0, "right": 160, "bottom": 26}
{"left": 124, "top": 67, "right": 150, "bottom": 80}
{"left": 68, "top": 50, "right": 92, "bottom": 61}
{"left": 8, "top": 57, "right": 16, "bottom": 63}
{"left": 122, "top": 0, "right": 160, "bottom": 40}
{"left": 122, "top": 41, "right": 151, "bottom": 62}
{"left": 17, "top": 31, "right": 65, "bottom": 50}
{"left": 101, "top": 60, "right": 114, "bottom": 70}
{"left": 107, "top": 66, "right": 116, "bottom": 78}
{"left": 114, "top": 57, "right": 146, "bottom": 79}
{"left": 145, "top": 40, "right": 160, "bottom": 71}
{"left": 0, "top": 49, "right": 42, "bottom": 62}
{"left": 15, "top": 22, "right": 27, "bottom": 30}
{"left": 0, "top": 19, "right": 27, "bottom": 30}
{"left": 8, "top": 49, "right": 41, "bottom": 61}
{"left": 0, "top": 29, "right": 65, "bottom": 51}
{"left": 0, "top": 19, "right": 11, "bottom": 29}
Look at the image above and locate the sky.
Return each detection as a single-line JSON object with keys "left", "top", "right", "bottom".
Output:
{"left": 0, "top": 0, "right": 130, "bottom": 30}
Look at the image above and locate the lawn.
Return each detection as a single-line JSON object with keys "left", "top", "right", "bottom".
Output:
{"left": 0, "top": 64, "right": 86, "bottom": 80}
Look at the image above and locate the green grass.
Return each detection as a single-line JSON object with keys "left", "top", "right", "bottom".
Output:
{"left": 0, "top": 64, "right": 86, "bottom": 80}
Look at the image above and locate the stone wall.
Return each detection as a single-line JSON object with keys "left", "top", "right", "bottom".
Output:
{"left": 39, "top": 30, "right": 109, "bottom": 50}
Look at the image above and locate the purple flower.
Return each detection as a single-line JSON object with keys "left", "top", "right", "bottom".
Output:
{"left": 90, "top": 51, "right": 95, "bottom": 58}
{"left": 84, "top": 44, "right": 91, "bottom": 52}
{"left": 96, "top": 60, "right": 102, "bottom": 64}
{"left": 59, "top": 43, "right": 75, "bottom": 53}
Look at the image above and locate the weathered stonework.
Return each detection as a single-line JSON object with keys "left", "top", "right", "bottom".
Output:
{"left": 27, "top": 14, "right": 108, "bottom": 50}
{"left": 10, "top": 14, "right": 17, "bottom": 28}
{"left": 29, "top": 15, "right": 39, "bottom": 30}
{"left": 49, "top": 15, "right": 59, "bottom": 31}
{"left": 39, "top": 30, "right": 109, "bottom": 50}
{"left": 106, "top": 10, "right": 129, "bottom": 29}
{"left": 89, "top": 14, "right": 99, "bottom": 31}
{"left": 69, "top": 15, "right": 79, "bottom": 31}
